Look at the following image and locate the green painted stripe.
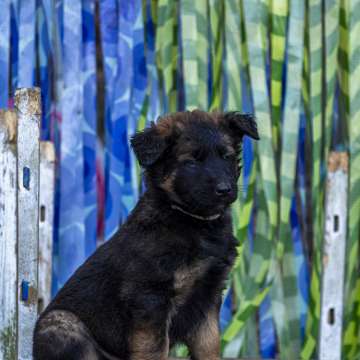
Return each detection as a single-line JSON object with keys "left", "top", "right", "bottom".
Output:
{"left": 270, "top": 0, "right": 288, "bottom": 151}
{"left": 195, "top": 0, "right": 209, "bottom": 110}
{"left": 276, "top": 0, "right": 305, "bottom": 356}
{"left": 223, "top": 163, "right": 273, "bottom": 348}
{"left": 323, "top": 0, "right": 340, "bottom": 172}
{"left": 180, "top": 0, "right": 199, "bottom": 109}
{"left": 242, "top": 0, "right": 278, "bottom": 231}
{"left": 341, "top": 0, "right": 360, "bottom": 358}
{"left": 156, "top": 0, "right": 178, "bottom": 112}
{"left": 225, "top": 0, "right": 242, "bottom": 111}
{"left": 209, "top": 0, "right": 224, "bottom": 111}
{"left": 302, "top": 0, "right": 326, "bottom": 358}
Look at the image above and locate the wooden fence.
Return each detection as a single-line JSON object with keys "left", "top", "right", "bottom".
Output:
{"left": 0, "top": 88, "right": 55, "bottom": 360}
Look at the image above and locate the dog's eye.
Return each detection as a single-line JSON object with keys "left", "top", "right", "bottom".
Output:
{"left": 185, "top": 160, "right": 197, "bottom": 168}
{"left": 223, "top": 153, "right": 233, "bottom": 160}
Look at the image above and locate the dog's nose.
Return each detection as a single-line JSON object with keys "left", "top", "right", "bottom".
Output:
{"left": 215, "top": 182, "right": 231, "bottom": 196}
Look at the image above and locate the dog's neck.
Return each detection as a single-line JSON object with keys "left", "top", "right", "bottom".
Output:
{"left": 170, "top": 204, "right": 221, "bottom": 221}
{"left": 141, "top": 189, "right": 224, "bottom": 222}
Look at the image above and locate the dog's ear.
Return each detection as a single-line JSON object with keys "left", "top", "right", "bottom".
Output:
{"left": 131, "top": 122, "right": 168, "bottom": 167}
{"left": 223, "top": 112, "right": 260, "bottom": 141}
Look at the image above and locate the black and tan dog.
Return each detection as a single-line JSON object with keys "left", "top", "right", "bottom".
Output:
{"left": 33, "top": 110, "right": 259, "bottom": 360}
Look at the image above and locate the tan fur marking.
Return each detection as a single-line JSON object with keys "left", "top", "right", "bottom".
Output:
{"left": 187, "top": 307, "right": 221, "bottom": 360}
{"left": 160, "top": 170, "right": 177, "bottom": 193}
{"left": 156, "top": 110, "right": 235, "bottom": 159}
{"left": 206, "top": 110, "right": 222, "bottom": 125}
{"left": 160, "top": 170, "right": 186, "bottom": 206}
{"left": 173, "top": 261, "right": 209, "bottom": 307}
{"left": 153, "top": 110, "right": 225, "bottom": 142}
{"left": 221, "top": 133, "right": 236, "bottom": 156}
{"left": 177, "top": 153, "right": 195, "bottom": 162}
{"left": 191, "top": 109, "right": 220, "bottom": 126}
{"left": 156, "top": 117, "right": 173, "bottom": 137}
{"left": 155, "top": 112, "right": 187, "bottom": 137}
{"left": 130, "top": 327, "right": 169, "bottom": 360}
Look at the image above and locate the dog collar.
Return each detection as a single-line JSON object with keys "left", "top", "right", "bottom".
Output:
{"left": 171, "top": 204, "right": 221, "bottom": 221}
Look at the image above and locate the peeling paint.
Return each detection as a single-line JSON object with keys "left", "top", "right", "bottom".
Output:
{"left": 28, "top": 285, "right": 38, "bottom": 306}
{"left": 327, "top": 151, "right": 348, "bottom": 173}
{"left": 14, "top": 88, "right": 41, "bottom": 117}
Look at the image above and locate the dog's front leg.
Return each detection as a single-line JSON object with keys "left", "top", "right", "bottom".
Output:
{"left": 186, "top": 307, "right": 221, "bottom": 360}
{"left": 130, "top": 325, "right": 169, "bottom": 360}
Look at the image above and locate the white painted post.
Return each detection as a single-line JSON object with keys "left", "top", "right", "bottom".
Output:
{"left": 38, "top": 141, "right": 55, "bottom": 313}
{"left": 15, "top": 88, "right": 41, "bottom": 360}
{"left": 319, "top": 152, "right": 348, "bottom": 360}
{"left": 0, "top": 110, "right": 18, "bottom": 360}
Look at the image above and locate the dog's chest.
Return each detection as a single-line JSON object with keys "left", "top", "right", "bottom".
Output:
{"left": 172, "top": 259, "right": 210, "bottom": 307}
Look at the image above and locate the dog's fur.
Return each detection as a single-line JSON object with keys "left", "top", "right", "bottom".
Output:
{"left": 33, "top": 110, "right": 259, "bottom": 360}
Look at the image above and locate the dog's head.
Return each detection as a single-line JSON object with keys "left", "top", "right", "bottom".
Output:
{"left": 131, "top": 110, "right": 259, "bottom": 217}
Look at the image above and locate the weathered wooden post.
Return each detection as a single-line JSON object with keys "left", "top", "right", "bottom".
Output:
{"left": 0, "top": 110, "right": 18, "bottom": 360}
{"left": 38, "top": 141, "right": 55, "bottom": 312}
{"left": 319, "top": 152, "right": 348, "bottom": 360}
{"left": 15, "top": 88, "right": 41, "bottom": 360}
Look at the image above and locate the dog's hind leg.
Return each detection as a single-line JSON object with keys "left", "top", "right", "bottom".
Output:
{"left": 186, "top": 307, "right": 221, "bottom": 360}
{"left": 130, "top": 326, "right": 169, "bottom": 360}
{"left": 33, "top": 310, "right": 107, "bottom": 360}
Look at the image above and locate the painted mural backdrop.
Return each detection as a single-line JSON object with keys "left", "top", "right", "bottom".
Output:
{"left": 0, "top": 0, "right": 359, "bottom": 358}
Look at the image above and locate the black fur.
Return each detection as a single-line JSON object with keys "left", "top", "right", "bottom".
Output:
{"left": 130, "top": 122, "right": 168, "bottom": 167}
{"left": 224, "top": 112, "right": 260, "bottom": 141}
{"left": 33, "top": 110, "right": 259, "bottom": 360}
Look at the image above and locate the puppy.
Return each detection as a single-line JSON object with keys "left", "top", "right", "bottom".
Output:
{"left": 33, "top": 110, "right": 259, "bottom": 360}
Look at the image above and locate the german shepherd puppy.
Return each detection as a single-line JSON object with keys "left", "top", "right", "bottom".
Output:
{"left": 33, "top": 110, "right": 259, "bottom": 360}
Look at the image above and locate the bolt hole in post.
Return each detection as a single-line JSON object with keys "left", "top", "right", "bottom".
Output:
{"left": 40, "top": 205, "right": 46, "bottom": 222}
{"left": 333, "top": 215, "right": 339, "bottom": 232}
{"left": 328, "top": 308, "right": 335, "bottom": 325}
{"left": 21, "top": 280, "right": 29, "bottom": 302}
{"left": 23, "top": 166, "right": 30, "bottom": 190}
